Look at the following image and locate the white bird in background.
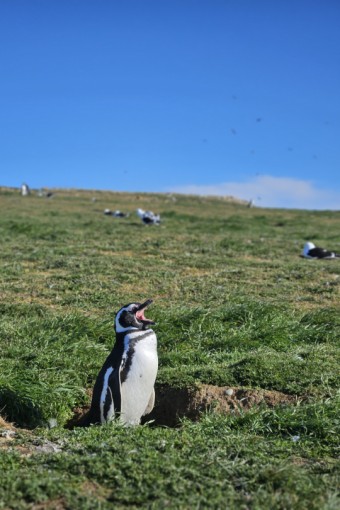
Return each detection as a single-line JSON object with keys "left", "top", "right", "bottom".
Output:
{"left": 136, "top": 208, "right": 161, "bottom": 225}
{"left": 20, "top": 183, "right": 30, "bottom": 196}
{"left": 301, "top": 242, "right": 340, "bottom": 259}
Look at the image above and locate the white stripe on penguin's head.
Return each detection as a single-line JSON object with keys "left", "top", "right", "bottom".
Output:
{"left": 115, "top": 300, "right": 155, "bottom": 333}
{"left": 302, "top": 241, "right": 315, "bottom": 257}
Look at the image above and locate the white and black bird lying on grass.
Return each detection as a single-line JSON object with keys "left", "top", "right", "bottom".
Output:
{"left": 136, "top": 208, "right": 161, "bottom": 225}
{"left": 301, "top": 242, "right": 340, "bottom": 259}
{"left": 104, "top": 209, "right": 129, "bottom": 217}
{"left": 80, "top": 299, "right": 158, "bottom": 427}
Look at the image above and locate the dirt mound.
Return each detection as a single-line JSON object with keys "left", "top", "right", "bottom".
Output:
{"left": 69, "top": 384, "right": 297, "bottom": 428}
{"left": 147, "top": 384, "right": 297, "bottom": 427}
{"left": 0, "top": 416, "right": 18, "bottom": 450}
{"left": 67, "top": 405, "right": 91, "bottom": 428}
{"left": 30, "top": 498, "right": 66, "bottom": 510}
{"left": 0, "top": 416, "right": 15, "bottom": 430}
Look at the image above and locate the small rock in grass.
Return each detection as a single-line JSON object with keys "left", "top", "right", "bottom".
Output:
{"left": 48, "top": 418, "right": 58, "bottom": 429}
{"left": 34, "top": 440, "right": 62, "bottom": 453}
{"left": 224, "top": 389, "right": 234, "bottom": 396}
{"left": 292, "top": 435, "right": 300, "bottom": 442}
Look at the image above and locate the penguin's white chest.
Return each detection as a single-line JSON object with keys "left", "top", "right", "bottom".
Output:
{"left": 120, "top": 332, "right": 158, "bottom": 426}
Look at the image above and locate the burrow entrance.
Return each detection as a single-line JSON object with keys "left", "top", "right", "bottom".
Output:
{"left": 69, "top": 384, "right": 298, "bottom": 428}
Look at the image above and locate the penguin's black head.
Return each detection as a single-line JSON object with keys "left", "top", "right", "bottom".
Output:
{"left": 115, "top": 299, "right": 155, "bottom": 332}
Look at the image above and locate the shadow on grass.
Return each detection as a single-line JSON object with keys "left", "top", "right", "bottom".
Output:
{"left": 0, "top": 387, "right": 44, "bottom": 428}
{"left": 65, "top": 385, "right": 196, "bottom": 429}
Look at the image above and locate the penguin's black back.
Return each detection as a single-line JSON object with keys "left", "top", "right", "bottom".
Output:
{"left": 79, "top": 334, "right": 126, "bottom": 426}
{"left": 308, "top": 246, "right": 333, "bottom": 258}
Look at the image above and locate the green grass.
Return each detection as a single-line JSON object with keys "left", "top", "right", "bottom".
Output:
{"left": 0, "top": 187, "right": 339, "bottom": 509}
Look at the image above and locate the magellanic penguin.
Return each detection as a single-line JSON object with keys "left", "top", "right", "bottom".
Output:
{"left": 301, "top": 241, "right": 340, "bottom": 259}
{"left": 136, "top": 208, "right": 161, "bottom": 225}
{"left": 83, "top": 299, "right": 158, "bottom": 427}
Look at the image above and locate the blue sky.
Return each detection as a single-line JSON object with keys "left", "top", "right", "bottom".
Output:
{"left": 1, "top": 0, "right": 340, "bottom": 209}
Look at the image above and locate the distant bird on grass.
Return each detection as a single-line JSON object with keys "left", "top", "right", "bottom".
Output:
{"left": 20, "top": 183, "right": 30, "bottom": 196}
{"left": 104, "top": 209, "right": 129, "bottom": 217}
{"left": 37, "top": 189, "right": 53, "bottom": 198}
{"left": 136, "top": 208, "right": 161, "bottom": 225}
{"left": 301, "top": 242, "right": 340, "bottom": 259}
{"left": 112, "top": 210, "right": 129, "bottom": 218}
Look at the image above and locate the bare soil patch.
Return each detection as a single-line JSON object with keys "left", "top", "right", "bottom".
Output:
{"left": 0, "top": 416, "right": 15, "bottom": 430}
{"left": 147, "top": 384, "right": 297, "bottom": 427}
{"left": 80, "top": 481, "right": 111, "bottom": 501}
{"left": 0, "top": 422, "right": 32, "bottom": 455}
{"left": 30, "top": 498, "right": 66, "bottom": 510}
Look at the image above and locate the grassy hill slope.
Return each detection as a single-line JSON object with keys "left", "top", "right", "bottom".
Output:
{"left": 0, "top": 188, "right": 339, "bottom": 509}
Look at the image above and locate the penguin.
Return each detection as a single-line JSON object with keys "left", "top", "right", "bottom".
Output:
{"left": 82, "top": 299, "right": 158, "bottom": 426}
{"left": 112, "top": 210, "right": 129, "bottom": 218}
{"left": 20, "top": 183, "right": 30, "bottom": 196}
{"left": 103, "top": 209, "right": 129, "bottom": 217}
{"left": 301, "top": 241, "right": 340, "bottom": 259}
{"left": 136, "top": 208, "right": 161, "bottom": 225}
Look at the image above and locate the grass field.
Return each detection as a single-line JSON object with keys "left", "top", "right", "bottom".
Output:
{"left": 0, "top": 187, "right": 339, "bottom": 509}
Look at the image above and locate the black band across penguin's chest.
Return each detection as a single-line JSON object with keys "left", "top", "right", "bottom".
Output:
{"left": 120, "top": 329, "right": 154, "bottom": 383}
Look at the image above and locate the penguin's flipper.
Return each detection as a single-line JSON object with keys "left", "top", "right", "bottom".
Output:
{"left": 99, "top": 365, "right": 122, "bottom": 423}
{"left": 108, "top": 366, "right": 122, "bottom": 417}
{"left": 143, "top": 387, "right": 155, "bottom": 416}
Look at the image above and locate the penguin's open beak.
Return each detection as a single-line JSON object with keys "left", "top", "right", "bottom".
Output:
{"left": 137, "top": 299, "right": 153, "bottom": 311}
{"left": 135, "top": 299, "right": 155, "bottom": 325}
